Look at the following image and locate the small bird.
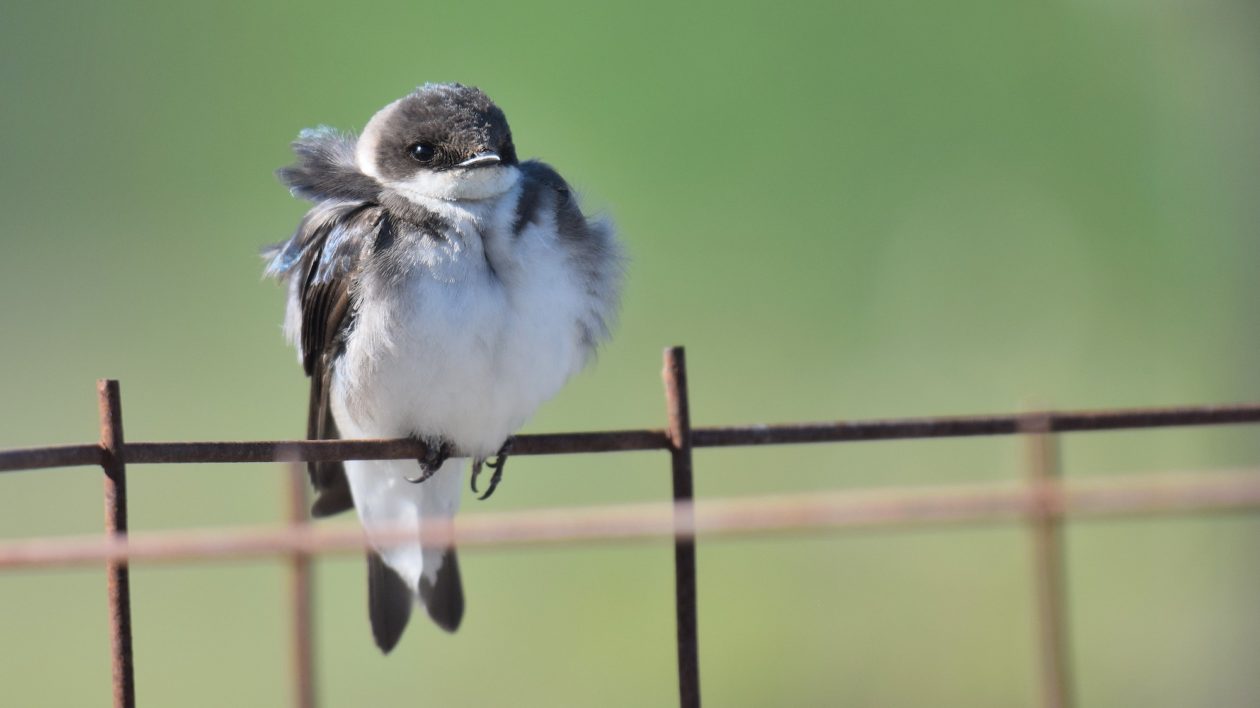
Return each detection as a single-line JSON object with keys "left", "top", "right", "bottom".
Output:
{"left": 263, "top": 83, "right": 622, "bottom": 652}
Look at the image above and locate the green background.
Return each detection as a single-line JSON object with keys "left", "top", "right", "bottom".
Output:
{"left": 2, "top": 1, "right": 1258, "bottom": 705}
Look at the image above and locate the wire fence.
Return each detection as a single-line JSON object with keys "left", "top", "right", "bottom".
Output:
{"left": 1, "top": 346, "right": 1259, "bottom": 708}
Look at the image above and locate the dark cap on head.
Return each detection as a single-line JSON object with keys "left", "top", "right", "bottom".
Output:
{"left": 365, "top": 83, "right": 518, "bottom": 180}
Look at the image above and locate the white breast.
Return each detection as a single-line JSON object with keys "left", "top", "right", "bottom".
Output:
{"left": 331, "top": 183, "right": 589, "bottom": 458}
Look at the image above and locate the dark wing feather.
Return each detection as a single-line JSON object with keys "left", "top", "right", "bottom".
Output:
{"left": 302, "top": 244, "right": 354, "bottom": 515}
{"left": 266, "top": 201, "right": 388, "bottom": 516}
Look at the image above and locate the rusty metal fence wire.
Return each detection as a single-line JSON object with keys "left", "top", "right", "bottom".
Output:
{"left": 2, "top": 347, "right": 1260, "bottom": 708}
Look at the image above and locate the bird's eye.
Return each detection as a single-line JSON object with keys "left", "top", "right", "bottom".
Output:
{"left": 407, "top": 143, "right": 436, "bottom": 163}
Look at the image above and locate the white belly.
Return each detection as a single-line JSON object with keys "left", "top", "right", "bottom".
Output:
{"left": 328, "top": 200, "right": 591, "bottom": 592}
{"left": 331, "top": 212, "right": 588, "bottom": 458}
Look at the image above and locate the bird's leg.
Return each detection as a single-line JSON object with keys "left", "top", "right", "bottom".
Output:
{"left": 471, "top": 439, "right": 513, "bottom": 500}
{"left": 405, "top": 438, "right": 452, "bottom": 484}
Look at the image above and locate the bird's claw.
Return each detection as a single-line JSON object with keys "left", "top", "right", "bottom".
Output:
{"left": 406, "top": 440, "right": 451, "bottom": 484}
{"left": 404, "top": 469, "right": 435, "bottom": 484}
{"left": 471, "top": 440, "right": 512, "bottom": 500}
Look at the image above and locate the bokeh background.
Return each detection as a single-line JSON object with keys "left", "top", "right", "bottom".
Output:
{"left": 2, "top": 1, "right": 1258, "bottom": 706}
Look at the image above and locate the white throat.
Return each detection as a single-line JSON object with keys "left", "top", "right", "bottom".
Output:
{"left": 387, "top": 165, "right": 520, "bottom": 202}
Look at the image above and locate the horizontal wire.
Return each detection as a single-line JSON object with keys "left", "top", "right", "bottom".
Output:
{"left": 2, "top": 402, "right": 1259, "bottom": 473}
{"left": 1, "top": 469, "right": 1257, "bottom": 570}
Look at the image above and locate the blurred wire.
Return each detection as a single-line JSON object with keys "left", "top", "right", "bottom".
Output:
{"left": 3, "top": 374, "right": 1259, "bottom": 708}
{"left": 1, "top": 469, "right": 1257, "bottom": 570}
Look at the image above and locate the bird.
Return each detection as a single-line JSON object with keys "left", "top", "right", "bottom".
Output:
{"left": 263, "top": 83, "right": 622, "bottom": 652}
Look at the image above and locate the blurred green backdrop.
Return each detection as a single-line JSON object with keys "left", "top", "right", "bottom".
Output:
{"left": 1, "top": 1, "right": 1258, "bottom": 706}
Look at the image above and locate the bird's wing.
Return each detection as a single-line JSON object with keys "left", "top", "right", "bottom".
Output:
{"left": 265, "top": 201, "right": 392, "bottom": 516}
{"left": 516, "top": 160, "right": 624, "bottom": 355}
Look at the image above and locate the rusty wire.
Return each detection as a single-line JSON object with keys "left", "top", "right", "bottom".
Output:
{"left": 1023, "top": 415, "right": 1072, "bottom": 708}
{"left": 1, "top": 360, "right": 1259, "bottom": 708}
{"left": 1, "top": 469, "right": 1258, "bottom": 569}
{"left": 282, "top": 464, "right": 314, "bottom": 708}
{"left": 664, "top": 347, "right": 700, "bottom": 708}
{"left": 4, "top": 403, "right": 1260, "bottom": 475}
{"left": 98, "top": 381, "right": 135, "bottom": 708}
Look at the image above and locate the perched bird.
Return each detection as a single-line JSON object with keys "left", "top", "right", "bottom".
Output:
{"left": 263, "top": 83, "right": 622, "bottom": 652}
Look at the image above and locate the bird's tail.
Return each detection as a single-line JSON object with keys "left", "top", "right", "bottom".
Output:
{"left": 418, "top": 547, "right": 464, "bottom": 632}
{"left": 346, "top": 456, "right": 465, "bottom": 652}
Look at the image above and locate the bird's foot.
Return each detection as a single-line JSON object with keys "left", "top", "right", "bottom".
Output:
{"left": 405, "top": 439, "right": 452, "bottom": 484}
{"left": 471, "top": 440, "right": 513, "bottom": 500}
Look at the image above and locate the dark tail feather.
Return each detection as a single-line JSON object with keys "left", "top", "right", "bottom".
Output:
{"left": 418, "top": 548, "right": 465, "bottom": 633}
{"left": 367, "top": 551, "right": 414, "bottom": 653}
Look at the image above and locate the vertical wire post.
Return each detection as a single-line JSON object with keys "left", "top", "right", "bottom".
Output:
{"left": 98, "top": 380, "right": 136, "bottom": 708}
{"left": 1023, "top": 414, "right": 1073, "bottom": 708}
{"left": 663, "top": 347, "right": 700, "bottom": 708}
{"left": 284, "top": 463, "right": 316, "bottom": 708}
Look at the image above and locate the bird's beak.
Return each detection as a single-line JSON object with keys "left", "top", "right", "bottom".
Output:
{"left": 458, "top": 151, "right": 501, "bottom": 168}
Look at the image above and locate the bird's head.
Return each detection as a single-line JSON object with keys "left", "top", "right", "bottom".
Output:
{"left": 357, "top": 83, "right": 520, "bottom": 201}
